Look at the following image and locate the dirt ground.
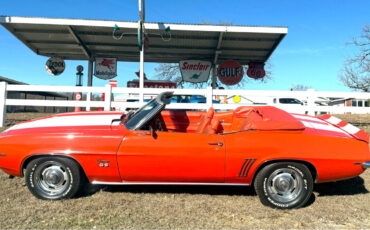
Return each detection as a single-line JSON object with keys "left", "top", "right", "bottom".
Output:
{"left": 0, "top": 112, "right": 369, "bottom": 229}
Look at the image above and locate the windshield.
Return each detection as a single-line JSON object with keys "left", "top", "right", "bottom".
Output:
{"left": 279, "top": 98, "right": 302, "bottom": 104}
{"left": 124, "top": 99, "right": 162, "bottom": 130}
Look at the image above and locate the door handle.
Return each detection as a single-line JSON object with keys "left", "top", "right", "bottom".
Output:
{"left": 208, "top": 142, "right": 223, "bottom": 147}
{"left": 135, "top": 131, "right": 150, "bottom": 136}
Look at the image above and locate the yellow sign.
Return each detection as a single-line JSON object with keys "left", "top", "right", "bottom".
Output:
{"left": 233, "top": 95, "right": 241, "bottom": 103}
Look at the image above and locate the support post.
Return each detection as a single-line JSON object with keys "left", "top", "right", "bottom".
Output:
{"left": 104, "top": 84, "right": 112, "bottom": 111}
{"left": 87, "top": 59, "right": 93, "bottom": 111}
{"left": 139, "top": 48, "right": 144, "bottom": 103}
{"left": 88, "top": 59, "right": 93, "bottom": 87}
{"left": 86, "top": 92, "right": 91, "bottom": 111}
{"left": 0, "top": 82, "right": 7, "bottom": 127}
{"left": 211, "top": 65, "right": 217, "bottom": 89}
{"left": 306, "top": 88, "right": 315, "bottom": 116}
{"left": 206, "top": 86, "right": 213, "bottom": 108}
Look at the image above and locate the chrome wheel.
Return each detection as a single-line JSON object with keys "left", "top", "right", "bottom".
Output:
{"left": 266, "top": 168, "right": 303, "bottom": 203}
{"left": 36, "top": 162, "right": 71, "bottom": 196}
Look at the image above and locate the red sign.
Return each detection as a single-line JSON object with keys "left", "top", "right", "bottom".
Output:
{"left": 247, "top": 61, "right": 266, "bottom": 79}
{"left": 75, "top": 92, "right": 82, "bottom": 112}
{"left": 109, "top": 80, "right": 117, "bottom": 87}
{"left": 127, "top": 80, "right": 176, "bottom": 88}
{"left": 217, "top": 60, "right": 243, "bottom": 85}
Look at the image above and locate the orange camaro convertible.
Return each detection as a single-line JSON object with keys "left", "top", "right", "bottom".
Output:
{"left": 0, "top": 92, "right": 369, "bottom": 209}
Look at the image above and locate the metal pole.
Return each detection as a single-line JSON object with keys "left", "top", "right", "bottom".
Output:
{"left": 0, "top": 82, "right": 7, "bottom": 127}
{"left": 138, "top": 0, "right": 145, "bottom": 103}
{"left": 88, "top": 59, "right": 93, "bottom": 86}
{"left": 211, "top": 65, "right": 217, "bottom": 89}
{"left": 139, "top": 48, "right": 144, "bottom": 103}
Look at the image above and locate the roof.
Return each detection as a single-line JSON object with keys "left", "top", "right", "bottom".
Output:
{"left": 0, "top": 16, "right": 288, "bottom": 65}
{"left": 0, "top": 76, "right": 68, "bottom": 98}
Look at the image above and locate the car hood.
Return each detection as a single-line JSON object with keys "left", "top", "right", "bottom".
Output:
{"left": 2, "top": 111, "right": 124, "bottom": 135}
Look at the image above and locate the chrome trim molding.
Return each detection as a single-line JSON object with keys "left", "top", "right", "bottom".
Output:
{"left": 91, "top": 181, "right": 250, "bottom": 186}
{"left": 362, "top": 161, "right": 370, "bottom": 169}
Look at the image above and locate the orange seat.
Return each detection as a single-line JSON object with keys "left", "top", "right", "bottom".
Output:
{"left": 208, "top": 118, "right": 220, "bottom": 134}
{"left": 196, "top": 107, "right": 214, "bottom": 134}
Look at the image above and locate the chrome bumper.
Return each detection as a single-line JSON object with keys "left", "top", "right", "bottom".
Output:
{"left": 363, "top": 161, "right": 370, "bottom": 169}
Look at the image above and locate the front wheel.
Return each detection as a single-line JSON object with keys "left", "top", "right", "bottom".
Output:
{"left": 25, "top": 157, "right": 83, "bottom": 200}
{"left": 254, "top": 162, "right": 313, "bottom": 209}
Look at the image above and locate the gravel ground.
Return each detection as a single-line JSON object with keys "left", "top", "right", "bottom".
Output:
{"left": 0, "top": 112, "right": 369, "bottom": 229}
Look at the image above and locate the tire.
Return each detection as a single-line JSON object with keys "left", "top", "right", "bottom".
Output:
{"left": 254, "top": 162, "right": 313, "bottom": 209}
{"left": 25, "top": 157, "right": 83, "bottom": 200}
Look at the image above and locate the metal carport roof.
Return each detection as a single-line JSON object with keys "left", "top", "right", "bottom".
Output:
{"left": 0, "top": 16, "right": 287, "bottom": 65}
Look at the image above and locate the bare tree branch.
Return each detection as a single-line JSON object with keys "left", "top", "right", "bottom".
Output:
{"left": 340, "top": 24, "right": 370, "bottom": 92}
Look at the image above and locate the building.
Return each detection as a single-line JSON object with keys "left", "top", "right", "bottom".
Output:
{"left": 0, "top": 76, "right": 70, "bottom": 113}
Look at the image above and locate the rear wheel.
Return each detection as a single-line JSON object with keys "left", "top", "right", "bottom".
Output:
{"left": 25, "top": 157, "right": 83, "bottom": 200}
{"left": 254, "top": 162, "right": 313, "bottom": 209}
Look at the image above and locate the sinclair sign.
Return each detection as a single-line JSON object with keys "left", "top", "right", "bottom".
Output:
{"left": 94, "top": 57, "right": 117, "bottom": 80}
{"left": 179, "top": 60, "right": 211, "bottom": 83}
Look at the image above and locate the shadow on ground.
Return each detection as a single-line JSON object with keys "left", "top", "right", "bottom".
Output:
{"left": 314, "top": 176, "right": 368, "bottom": 196}
{"left": 81, "top": 176, "right": 368, "bottom": 198}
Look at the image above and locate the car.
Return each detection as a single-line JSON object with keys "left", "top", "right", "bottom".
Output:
{"left": 0, "top": 92, "right": 369, "bottom": 209}
{"left": 273, "top": 97, "right": 304, "bottom": 105}
{"left": 170, "top": 95, "right": 220, "bottom": 104}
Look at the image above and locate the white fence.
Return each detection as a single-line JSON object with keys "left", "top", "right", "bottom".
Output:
{"left": 1, "top": 81, "right": 370, "bottom": 127}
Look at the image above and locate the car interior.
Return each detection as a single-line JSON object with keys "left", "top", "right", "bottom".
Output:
{"left": 147, "top": 106, "right": 305, "bottom": 134}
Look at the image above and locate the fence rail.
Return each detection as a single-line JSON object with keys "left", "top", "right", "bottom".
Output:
{"left": 1, "top": 81, "right": 370, "bottom": 127}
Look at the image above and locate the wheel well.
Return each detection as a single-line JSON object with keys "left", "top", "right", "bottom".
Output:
{"left": 251, "top": 159, "right": 318, "bottom": 185}
{"left": 21, "top": 154, "right": 88, "bottom": 180}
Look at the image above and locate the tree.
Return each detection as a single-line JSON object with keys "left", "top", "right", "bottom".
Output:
{"left": 154, "top": 62, "right": 272, "bottom": 89}
{"left": 340, "top": 24, "right": 370, "bottom": 92}
{"left": 291, "top": 84, "right": 311, "bottom": 91}
{"left": 154, "top": 20, "right": 273, "bottom": 89}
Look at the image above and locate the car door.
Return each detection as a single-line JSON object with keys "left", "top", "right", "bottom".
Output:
{"left": 117, "top": 130, "right": 225, "bottom": 183}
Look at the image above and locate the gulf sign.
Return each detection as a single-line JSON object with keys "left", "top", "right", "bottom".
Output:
{"left": 217, "top": 60, "right": 243, "bottom": 85}
{"left": 179, "top": 60, "right": 211, "bottom": 83}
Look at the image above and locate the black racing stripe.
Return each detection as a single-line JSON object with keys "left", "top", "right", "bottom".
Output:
{"left": 245, "top": 159, "right": 256, "bottom": 177}
{"left": 238, "top": 159, "right": 249, "bottom": 177}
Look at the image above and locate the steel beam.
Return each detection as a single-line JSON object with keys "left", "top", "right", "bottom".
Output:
{"left": 212, "top": 32, "right": 224, "bottom": 89}
{"left": 88, "top": 59, "right": 93, "bottom": 87}
{"left": 67, "top": 26, "right": 91, "bottom": 58}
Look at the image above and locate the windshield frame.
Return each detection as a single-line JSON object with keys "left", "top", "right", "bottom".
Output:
{"left": 124, "top": 91, "right": 173, "bottom": 130}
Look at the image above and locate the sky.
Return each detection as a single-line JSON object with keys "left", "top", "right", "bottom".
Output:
{"left": 0, "top": 0, "right": 369, "bottom": 91}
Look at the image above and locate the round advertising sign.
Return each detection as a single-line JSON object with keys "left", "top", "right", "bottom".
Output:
{"left": 247, "top": 61, "right": 266, "bottom": 79}
{"left": 46, "top": 57, "right": 65, "bottom": 76}
{"left": 217, "top": 60, "right": 243, "bottom": 85}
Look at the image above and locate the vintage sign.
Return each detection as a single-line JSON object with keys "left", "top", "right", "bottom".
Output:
{"left": 179, "top": 60, "right": 211, "bottom": 83}
{"left": 109, "top": 80, "right": 118, "bottom": 87}
{"left": 45, "top": 57, "right": 65, "bottom": 76}
{"left": 127, "top": 80, "right": 176, "bottom": 88}
{"left": 94, "top": 58, "right": 117, "bottom": 80}
{"left": 217, "top": 60, "right": 243, "bottom": 85}
{"left": 247, "top": 61, "right": 266, "bottom": 79}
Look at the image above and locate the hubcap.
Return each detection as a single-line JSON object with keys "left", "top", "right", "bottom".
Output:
{"left": 266, "top": 168, "right": 303, "bottom": 203}
{"left": 36, "top": 162, "right": 70, "bottom": 196}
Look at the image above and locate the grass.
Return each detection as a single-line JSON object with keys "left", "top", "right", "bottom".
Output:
{"left": 0, "top": 112, "right": 369, "bottom": 229}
